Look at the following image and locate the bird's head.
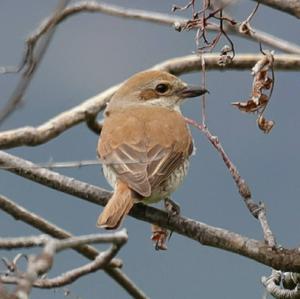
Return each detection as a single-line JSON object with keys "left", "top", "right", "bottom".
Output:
{"left": 108, "top": 70, "right": 208, "bottom": 110}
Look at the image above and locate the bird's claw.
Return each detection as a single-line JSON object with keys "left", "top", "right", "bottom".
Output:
{"left": 151, "top": 225, "right": 168, "bottom": 250}
{"left": 164, "top": 198, "right": 181, "bottom": 218}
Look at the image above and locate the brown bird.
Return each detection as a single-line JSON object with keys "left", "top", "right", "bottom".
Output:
{"left": 96, "top": 70, "right": 208, "bottom": 247}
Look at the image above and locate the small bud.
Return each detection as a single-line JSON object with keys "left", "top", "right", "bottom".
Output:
{"left": 218, "top": 45, "right": 233, "bottom": 66}
{"left": 173, "top": 21, "right": 182, "bottom": 32}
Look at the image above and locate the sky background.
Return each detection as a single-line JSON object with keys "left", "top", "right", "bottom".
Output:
{"left": 0, "top": 1, "right": 299, "bottom": 298}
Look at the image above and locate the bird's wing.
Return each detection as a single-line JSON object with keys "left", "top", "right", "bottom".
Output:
{"left": 98, "top": 107, "right": 193, "bottom": 197}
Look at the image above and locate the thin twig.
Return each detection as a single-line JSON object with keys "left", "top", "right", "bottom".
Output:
{"left": 1, "top": 1, "right": 299, "bottom": 76}
{"left": 184, "top": 117, "right": 261, "bottom": 216}
{"left": 246, "top": 1, "right": 260, "bottom": 23}
{"left": 1, "top": 245, "right": 121, "bottom": 289}
{"left": 185, "top": 112, "right": 293, "bottom": 299}
{"left": 200, "top": 55, "right": 207, "bottom": 127}
{"left": 0, "top": 231, "right": 127, "bottom": 297}
{"left": 0, "top": 231, "right": 127, "bottom": 250}
{"left": 0, "top": 0, "right": 71, "bottom": 126}
{"left": 0, "top": 159, "right": 101, "bottom": 170}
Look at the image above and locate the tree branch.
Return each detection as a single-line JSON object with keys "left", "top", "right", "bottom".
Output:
{"left": 12, "top": 0, "right": 300, "bottom": 55}
{"left": 1, "top": 151, "right": 300, "bottom": 272}
{"left": 0, "top": 231, "right": 127, "bottom": 297}
{"left": 0, "top": 0, "right": 71, "bottom": 126}
{"left": 0, "top": 194, "right": 148, "bottom": 299}
{"left": 0, "top": 53, "right": 299, "bottom": 150}
{"left": 251, "top": 0, "right": 300, "bottom": 19}
{"left": 1, "top": 245, "right": 121, "bottom": 289}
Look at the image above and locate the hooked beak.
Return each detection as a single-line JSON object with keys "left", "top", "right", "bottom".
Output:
{"left": 178, "top": 85, "right": 209, "bottom": 98}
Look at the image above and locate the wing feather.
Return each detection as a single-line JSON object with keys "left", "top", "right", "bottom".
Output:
{"left": 98, "top": 107, "right": 192, "bottom": 198}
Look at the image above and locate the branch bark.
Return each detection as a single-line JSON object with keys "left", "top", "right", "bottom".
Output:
{"left": 1, "top": 151, "right": 300, "bottom": 272}
{"left": 0, "top": 53, "right": 299, "bottom": 149}
{"left": 251, "top": 0, "right": 300, "bottom": 19}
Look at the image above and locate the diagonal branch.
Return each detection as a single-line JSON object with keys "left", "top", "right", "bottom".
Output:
{"left": 0, "top": 53, "right": 299, "bottom": 150}
{"left": 1, "top": 151, "right": 300, "bottom": 272}
{"left": 251, "top": 0, "right": 300, "bottom": 19}
{"left": 0, "top": 0, "right": 71, "bottom": 126}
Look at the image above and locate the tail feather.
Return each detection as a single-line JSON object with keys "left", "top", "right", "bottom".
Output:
{"left": 97, "top": 180, "right": 134, "bottom": 229}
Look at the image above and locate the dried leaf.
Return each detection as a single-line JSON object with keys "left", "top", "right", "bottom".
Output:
{"left": 232, "top": 100, "right": 259, "bottom": 113}
{"left": 257, "top": 116, "right": 274, "bottom": 133}
{"left": 232, "top": 93, "right": 269, "bottom": 113}
{"left": 251, "top": 52, "right": 274, "bottom": 75}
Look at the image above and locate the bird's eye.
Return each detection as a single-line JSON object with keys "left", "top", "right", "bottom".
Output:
{"left": 155, "top": 83, "right": 169, "bottom": 94}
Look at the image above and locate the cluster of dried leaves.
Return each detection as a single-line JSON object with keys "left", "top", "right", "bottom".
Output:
{"left": 172, "top": 0, "right": 236, "bottom": 63}
{"left": 232, "top": 51, "right": 275, "bottom": 133}
{"left": 173, "top": 1, "right": 276, "bottom": 134}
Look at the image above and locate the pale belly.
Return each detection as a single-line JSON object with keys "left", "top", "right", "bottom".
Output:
{"left": 102, "top": 160, "right": 189, "bottom": 204}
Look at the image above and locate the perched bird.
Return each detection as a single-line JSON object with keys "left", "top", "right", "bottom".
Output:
{"left": 96, "top": 70, "right": 208, "bottom": 247}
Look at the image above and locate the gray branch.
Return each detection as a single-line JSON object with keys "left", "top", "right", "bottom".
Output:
{"left": 0, "top": 231, "right": 127, "bottom": 297}
{"left": 16, "top": 1, "right": 300, "bottom": 54}
{"left": 1, "top": 151, "right": 300, "bottom": 273}
{"left": 251, "top": 0, "right": 300, "bottom": 19}
{"left": 0, "top": 53, "right": 299, "bottom": 150}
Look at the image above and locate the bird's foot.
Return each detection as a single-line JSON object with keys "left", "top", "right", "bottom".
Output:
{"left": 164, "top": 197, "right": 181, "bottom": 241}
{"left": 151, "top": 224, "right": 168, "bottom": 250}
{"left": 164, "top": 197, "right": 181, "bottom": 218}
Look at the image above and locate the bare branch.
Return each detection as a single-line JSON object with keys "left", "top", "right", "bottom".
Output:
{"left": 0, "top": 159, "right": 102, "bottom": 170}
{"left": 0, "top": 231, "right": 127, "bottom": 297}
{"left": 15, "top": 1, "right": 300, "bottom": 54}
{"left": 1, "top": 244, "right": 122, "bottom": 289}
{"left": 184, "top": 118, "right": 259, "bottom": 215}
{"left": 0, "top": 53, "right": 299, "bottom": 150}
{"left": 0, "top": 194, "right": 148, "bottom": 299}
{"left": 0, "top": 0, "right": 299, "bottom": 126}
{"left": 0, "top": 85, "right": 116, "bottom": 149}
{"left": 0, "top": 231, "right": 127, "bottom": 250}
{"left": 251, "top": 0, "right": 300, "bottom": 19}
{"left": 0, "top": 0, "right": 71, "bottom": 126}
{"left": 1, "top": 151, "right": 300, "bottom": 272}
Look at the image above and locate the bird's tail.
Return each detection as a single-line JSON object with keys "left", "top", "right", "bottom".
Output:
{"left": 97, "top": 180, "right": 134, "bottom": 229}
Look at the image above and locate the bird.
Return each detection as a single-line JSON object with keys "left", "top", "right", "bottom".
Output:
{"left": 96, "top": 70, "right": 208, "bottom": 248}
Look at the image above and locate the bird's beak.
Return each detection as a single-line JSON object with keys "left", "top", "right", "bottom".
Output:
{"left": 177, "top": 85, "right": 209, "bottom": 98}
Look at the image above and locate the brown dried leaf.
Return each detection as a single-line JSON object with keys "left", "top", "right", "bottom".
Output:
{"left": 232, "top": 100, "right": 259, "bottom": 113}
{"left": 251, "top": 52, "right": 274, "bottom": 75}
{"left": 257, "top": 116, "right": 274, "bottom": 133}
{"left": 232, "top": 93, "right": 269, "bottom": 113}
